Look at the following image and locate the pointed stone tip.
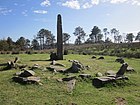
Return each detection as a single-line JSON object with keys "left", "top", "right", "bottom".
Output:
{"left": 57, "top": 14, "right": 61, "bottom": 17}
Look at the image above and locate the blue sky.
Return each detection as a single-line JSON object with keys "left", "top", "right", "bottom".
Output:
{"left": 0, "top": 0, "right": 140, "bottom": 43}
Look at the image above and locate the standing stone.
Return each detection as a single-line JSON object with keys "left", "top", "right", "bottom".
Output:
{"left": 57, "top": 14, "right": 63, "bottom": 60}
{"left": 116, "top": 63, "right": 128, "bottom": 77}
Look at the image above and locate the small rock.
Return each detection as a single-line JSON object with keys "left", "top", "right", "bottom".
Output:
{"left": 115, "top": 57, "right": 124, "bottom": 64}
{"left": 19, "top": 70, "right": 35, "bottom": 77}
{"left": 126, "top": 66, "right": 135, "bottom": 72}
{"left": 105, "top": 70, "right": 116, "bottom": 76}
{"left": 62, "top": 76, "right": 76, "bottom": 81}
{"left": 96, "top": 72, "right": 103, "bottom": 77}
{"left": 91, "top": 56, "right": 96, "bottom": 59}
{"left": 67, "top": 79, "right": 76, "bottom": 92}
{"left": 98, "top": 56, "right": 104, "bottom": 60}
{"left": 79, "top": 74, "right": 91, "bottom": 79}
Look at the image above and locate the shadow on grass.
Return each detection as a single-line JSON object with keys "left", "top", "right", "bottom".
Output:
{"left": 30, "top": 59, "right": 50, "bottom": 62}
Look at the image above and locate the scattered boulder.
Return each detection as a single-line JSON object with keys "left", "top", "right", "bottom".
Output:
{"left": 47, "top": 65, "right": 66, "bottom": 73}
{"left": 31, "top": 64, "right": 40, "bottom": 69}
{"left": 96, "top": 72, "right": 103, "bottom": 77}
{"left": 7, "top": 61, "right": 15, "bottom": 69}
{"left": 67, "top": 60, "right": 85, "bottom": 73}
{"left": 105, "top": 70, "right": 116, "bottom": 76}
{"left": 50, "top": 60, "right": 66, "bottom": 67}
{"left": 92, "top": 76, "right": 128, "bottom": 88}
{"left": 79, "top": 74, "right": 91, "bottom": 79}
{"left": 93, "top": 63, "right": 129, "bottom": 88}
{"left": 98, "top": 56, "right": 104, "bottom": 60}
{"left": 62, "top": 76, "right": 76, "bottom": 81}
{"left": 19, "top": 70, "right": 35, "bottom": 77}
{"left": 126, "top": 66, "right": 135, "bottom": 73}
{"left": 12, "top": 76, "right": 40, "bottom": 84}
{"left": 67, "top": 79, "right": 76, "bottom": 92}
{"left": 85, "top": 65, "right": 91, "bottom": 70}
{"left": 115, "top": 57, "right": 124, "bottom": 64}
{"left": 91, "top": 56, "right": 96, "bottom": 59}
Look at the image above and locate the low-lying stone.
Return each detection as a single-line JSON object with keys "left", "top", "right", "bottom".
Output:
{"left": 92, "top": 76, "right": 128, "bottom": 88}
{"left": 19, "top": 70, "right": 35, "bottom": 77}
{"left": 91, "top": 56, "right": 96, "bottom": 59}
{"left": 47, "top": 65, "right": 66, "bottom": 73}
{"left": 115, "top": 57, "right": 124, "bottom": 64}
{"left": 98, "top": 56, "right": 104, "bottom": 60}
{"left": 62, "top": 76, "right": 76, "bottom": 81}
{"left": 105, "top": 70, "right": 116, "bottom": 76}
{"left": 79, "top": 74, "right": 91, "bottom": 79}
{"left": 12, "top": 76, "right": 40, "bottom": 84}
{"left": 96, "top": 72, "right": 103, "bottom": 77}
{"left": 126, "top": 66, "right": 135, "bottom": 72}
{"left": 67, "top": 79, "right": 76, "bottom": 92}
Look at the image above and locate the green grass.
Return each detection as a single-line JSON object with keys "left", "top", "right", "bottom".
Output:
{"left": 0, "top": 54, "right": 140, "bottom": 105}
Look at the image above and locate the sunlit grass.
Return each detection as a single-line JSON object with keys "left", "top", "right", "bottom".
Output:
{"left": 0, "top": 54, "right": 140, "bottom": 105}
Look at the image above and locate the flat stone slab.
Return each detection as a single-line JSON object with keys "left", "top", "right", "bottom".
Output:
{"left": 12, "top": 76, "right": 40, "bottom": 84}
{"left": 105, "top": 70, "right": 116, "bottom": 75}
{"left": 126, "top": 66, "right": 135, "bottom": 72}
{"left": 67, "top": 79, "right": 76, "bottom": 92}
{"left": 19, "top": 70, "right": 35, "bottom": 77}
{"left": 92, "top": 76, "right": 128, "bottom": 88}
{"left": 47, "top": 65, "right": 66, "bottom": 72}
{"left": 79, "top": 74, "right": 91, "bottom": 79}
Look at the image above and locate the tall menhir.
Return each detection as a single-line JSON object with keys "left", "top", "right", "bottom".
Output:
{"left": 57, "top": 14, "right": 63, "bottom": 60}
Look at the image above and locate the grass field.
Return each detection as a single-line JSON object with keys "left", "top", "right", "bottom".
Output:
{"left": 0, "top": 54, "right": 140, "bottom": 105}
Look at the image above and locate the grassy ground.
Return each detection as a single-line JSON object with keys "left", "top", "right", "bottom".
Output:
{"left": 0, "top": 54, "right": 140, "bottom": 105}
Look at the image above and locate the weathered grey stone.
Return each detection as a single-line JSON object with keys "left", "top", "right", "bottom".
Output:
{"left": 93, "top": 63, "right": 129, "bottom": 88}
{"left": 92, "top": 76, "right": 128, "bottom": 88}
{"left": 69, "top": 60, "right": 85, "bottom": 73}
{"left": 12, "top": 76, "right": 40, "bottom": 84}
{"left": 31, "top": 64, "right": 39, "bottom": 69}
{"left": 27, "top": 76, "right": 40, "bottom": 83}
{"left": 50, "top": 60, "right": 66, "bottom": 67}
{"left": 15, "top": 64, "right": 27, "bottom": 69}
{"left": 62, "top": 76, "right": 76, "bottom": 81}
{"left": 67, "top": 79, "right": 76, "bottom": 92}
{"left": 79, "top": 74, "right": 91, "bottom": 79}
{"left": 98, "top": 56, "right": 104, "bottom": 60}
{"left": 126, "top": 66, "right": 135, "bottom": 73}
{"left": 47, "top": 65, "right": 66, "bottom": 72}
{"left": 19, "top": 70, "right": 35, "bottom": 77}
{"left": 57, "top": 14, "right": 63, "bottom": 60}
{"left": 91, "top": 56, "right": 96, "bottom": 59}
{"left": 115, "top": 57, "right": 124, "bottom": 64}
{"left": 96, "top": 72, "right": 103, "bottom": 77}
{"left": 116, "top": 63, "right": 128, "bottom": 77}
{"left": 7, "top": 61, "right": 15, "bottom": 69}
{"left": 105, "top": 70, "right": 116, "bottom": 76}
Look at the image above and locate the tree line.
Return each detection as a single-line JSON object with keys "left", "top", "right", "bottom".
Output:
{"left": 0, "top": 26, "right": 140, "bottom": 51}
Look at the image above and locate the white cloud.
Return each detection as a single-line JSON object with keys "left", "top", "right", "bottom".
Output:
{"left": 131, "top": 0, "right": 140, "bottom": 6}
{"left": 41, "top": 0, "right": 51, "bottom": 7}
{"left": 62, "top": 0, "right": 80, "bottom": 9}
{"left": 0, "top": 7, "right": 12, "bottom": 15}
{"left": 60, "top": 0, "right": 140, "bottom": 10}
{"left": 91, "top": 0, "right": 100, "bottom": 5}
{"left": 110, "top": 0, "right": 128, "bottom": 4}
{"left": 33, "top": 10, "right": 48, "bottom": 14}
{"left": 82, "top": 2, "right": 93, "bottom": 9}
